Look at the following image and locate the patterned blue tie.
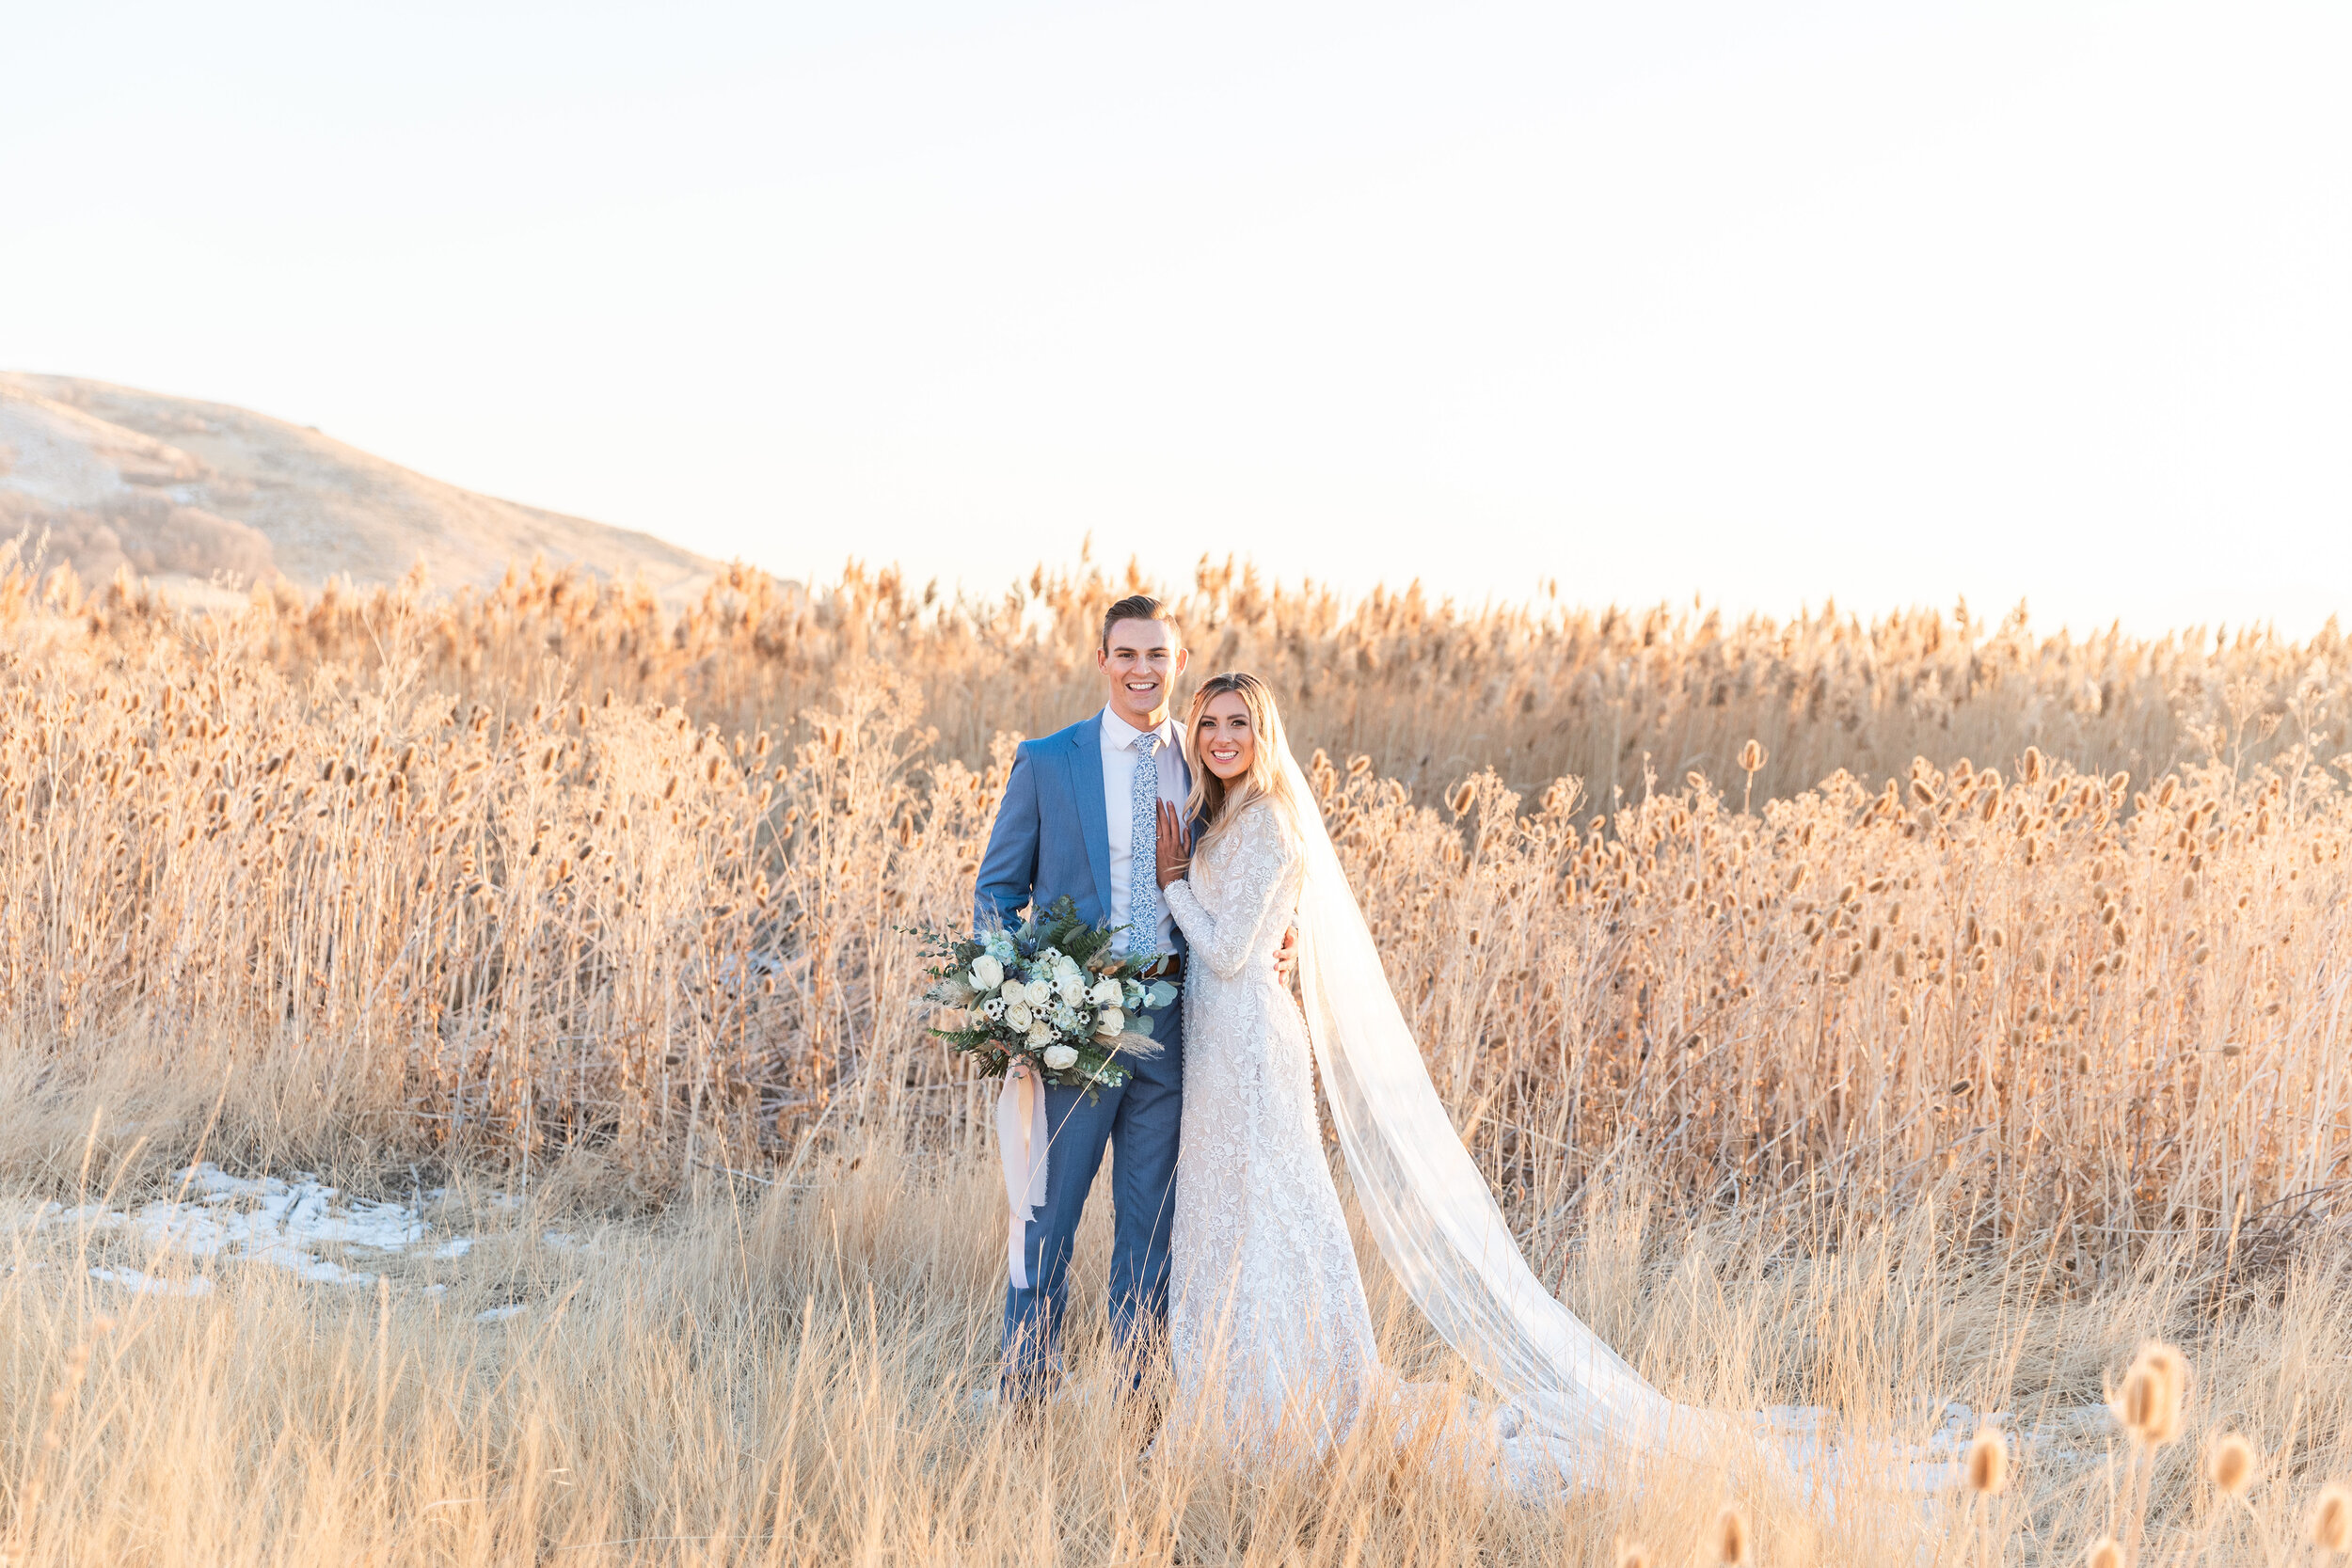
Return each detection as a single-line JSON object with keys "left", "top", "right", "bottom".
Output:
{"left": 1129, "top": 731, "right": 1162, "bottom": 959}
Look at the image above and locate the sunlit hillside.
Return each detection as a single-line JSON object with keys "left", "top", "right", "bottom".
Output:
{"left": 0, "top": 373, "right": 722, "bottom": 603}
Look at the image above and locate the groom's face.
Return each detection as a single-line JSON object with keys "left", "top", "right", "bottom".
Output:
{"left": 1099, "top": 618, "right": 1187, "bottom": 729}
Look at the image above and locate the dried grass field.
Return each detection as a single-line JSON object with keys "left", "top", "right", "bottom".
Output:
{"left": 5, "top": 548, "right": 2352, "bottom": 1565}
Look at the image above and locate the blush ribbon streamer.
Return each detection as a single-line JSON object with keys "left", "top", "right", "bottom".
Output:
{"left": 995, "top": 1066, "right": 1051, "bottom": 1289}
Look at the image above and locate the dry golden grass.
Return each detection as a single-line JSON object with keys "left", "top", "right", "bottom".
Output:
{"left": 5, "top": 1139, "right": 2351, "bottom": 1565}
{"left": 5, "top": 546, "right": 2352, "bottom": 1563}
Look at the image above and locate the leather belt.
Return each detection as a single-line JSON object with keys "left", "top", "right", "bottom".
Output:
{"left": 1137, "top": 952, "right": 1184, "bottom": 983}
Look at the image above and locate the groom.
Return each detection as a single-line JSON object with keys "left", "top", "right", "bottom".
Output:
{"left": 975, "top": 594, "right": 1287, "bottom": 1401}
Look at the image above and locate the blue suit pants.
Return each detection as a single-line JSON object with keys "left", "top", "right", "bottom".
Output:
{"left": 999, "top": 997, "right": 1184, "bottom": 1397}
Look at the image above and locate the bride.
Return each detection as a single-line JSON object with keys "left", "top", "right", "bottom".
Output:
{"left": 1152, "top": 671, "right": 1686, "bottom": 1481}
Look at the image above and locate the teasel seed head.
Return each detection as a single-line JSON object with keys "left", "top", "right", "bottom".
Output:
{"left": 1713, "top": 1504, "right": 1751, "bottom": 1566}
{"left": 1965, "top": 1426, "right": 2010, "bottom": 1495}
{"left": 2111, "top": 1341, "right": 2188, "bottom": 1447}
{"left": 2206, "top": 1431, "right": 2255, "bottom": 1497}
{"left": 2313, "top": 1482, "right": 2352, "bottom": 1554}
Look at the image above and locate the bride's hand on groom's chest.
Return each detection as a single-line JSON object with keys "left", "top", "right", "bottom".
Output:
{"left": 1154, "top": 800, "right": 1192, "bottom": 889}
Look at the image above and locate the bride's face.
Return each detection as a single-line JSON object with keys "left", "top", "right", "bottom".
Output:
{"left": 1194, "top": 690, "right": 1256, "bottom": 782}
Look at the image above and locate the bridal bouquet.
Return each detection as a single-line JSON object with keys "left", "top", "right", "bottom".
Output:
{"left": 914, "top": 896, "right": 1179, "bottom": 1093}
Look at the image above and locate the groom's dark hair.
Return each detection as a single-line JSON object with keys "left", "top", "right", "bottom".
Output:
{"left": 1100, "top": 594, "right": 1179, "bottom": 652}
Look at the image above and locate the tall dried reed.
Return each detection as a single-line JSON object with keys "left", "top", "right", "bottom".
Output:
{"left": 43, "top": 543, "right": 2351, "bottom": 806}
{"left": 8, "top": 546, "right": 2352, "bottom": 1563}
{"left": 6, "top": 549, "right": 2351, "bottom": 1263}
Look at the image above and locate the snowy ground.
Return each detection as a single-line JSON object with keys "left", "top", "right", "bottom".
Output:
{"left": 13, "top": 1164, "right": 583, "bottom": 1323}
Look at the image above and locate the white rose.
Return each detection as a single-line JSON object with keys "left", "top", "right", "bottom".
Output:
{"left": 969, "top": 955, "right": 1004, "bottom": 990}
{"left": 1093, "top": 1006, "right": 1125, "bottom": 1038}
{"left": 1027, "top": 980, "right": 1057, "bottom": 1007}
{"left": 1025, "top": 1022, "right": 1057, "bottom": 1048}
{"left": 1089, "top": 978, "right": 1121, "bottom": 1006}
{"left": 1041, "top": 1044, "right": 1078, "bottom": 1071}
{"left": 1003, "top": 1003, "right": 1032, "bottom": 1031}
{"left": 1057, "top": 974, "right": 1088, "bottom": 1006}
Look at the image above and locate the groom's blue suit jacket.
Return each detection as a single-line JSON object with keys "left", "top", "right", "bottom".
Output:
{"left": 974, "top": 712, "right": 1190, "bottom": 962}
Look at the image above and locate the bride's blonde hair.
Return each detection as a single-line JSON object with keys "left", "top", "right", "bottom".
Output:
{"left": 1182, "top": 672, "right": 1301, "bottom": 851}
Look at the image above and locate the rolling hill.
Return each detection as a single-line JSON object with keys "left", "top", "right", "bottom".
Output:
{"left": 0, "top": 372, "right": 723, "bottom": 605}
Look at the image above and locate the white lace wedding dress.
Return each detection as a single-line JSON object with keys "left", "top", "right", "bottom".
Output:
{"left": 1163, "top": 799, "right": 1381, "bottom": 1445}
{"left": 1156, "top": 764, "right": 1704, "bottom": 1487}
{"left": 1143, "top": 759, "right": 1941, "bottom": 1505}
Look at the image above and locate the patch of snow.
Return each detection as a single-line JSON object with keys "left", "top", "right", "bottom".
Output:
{"left": 29, "top": 1164, "right": 468, "bottom": 1292}
{"left": 16, "top": 1167, "right": 600, "bottom": 1325}
{"left": 89, "top": 1266, "right": 213, "bottom": 1296}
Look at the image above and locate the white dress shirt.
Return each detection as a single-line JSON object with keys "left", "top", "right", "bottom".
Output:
{"left": 1100, "top": 705, "right": 1187, "bottom": 952}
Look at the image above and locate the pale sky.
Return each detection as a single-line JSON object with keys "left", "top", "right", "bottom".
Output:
{"left": 4, "top": 2, "right": 2346, "bottom": 636}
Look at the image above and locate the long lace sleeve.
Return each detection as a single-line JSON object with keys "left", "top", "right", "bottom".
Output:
{"left": 1164, "top": 802, "right": 1299, "bottom": 979}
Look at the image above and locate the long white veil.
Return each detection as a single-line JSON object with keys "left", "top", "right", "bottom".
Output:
{"left": 1274, "top": 744, "right": 1687, "bottom": 1465}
